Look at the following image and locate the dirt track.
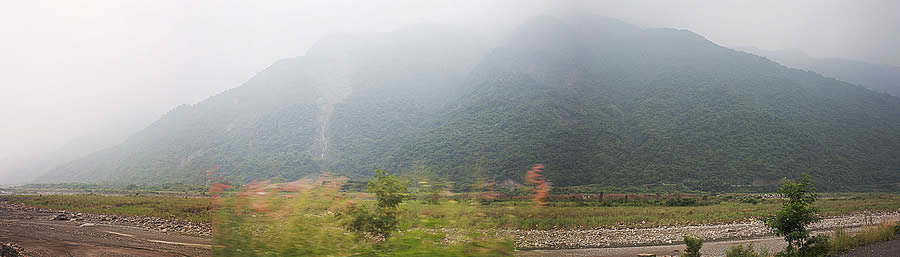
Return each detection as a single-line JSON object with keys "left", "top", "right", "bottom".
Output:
{"left": 0, "top": 204, "right": 211, "bottom": 257}
{"left": 838, "top": 237, "right": 900, "bottom": 257}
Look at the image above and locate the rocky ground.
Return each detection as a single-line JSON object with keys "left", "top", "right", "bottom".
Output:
{"left": 513, "top": 212, "right": 900, "bottom": 249}
{"left": 2, "top": 202, "right": 211, "bottom": 237}
{"left": 1, "top": 242, "right": 26, "bottom": 257}
{"left": 0, "top": 201, "right": 211, "bottom": 256}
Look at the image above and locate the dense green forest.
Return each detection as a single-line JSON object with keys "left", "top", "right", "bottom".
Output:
{"left": 37, "top": 16, "right": 900, "bottom": 192}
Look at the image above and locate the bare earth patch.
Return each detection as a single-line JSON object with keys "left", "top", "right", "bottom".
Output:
{"left": 0, "top": 202, "right": 211, "bottom": 257}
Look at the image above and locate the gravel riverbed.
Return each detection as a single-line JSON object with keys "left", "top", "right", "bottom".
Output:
{"left": 0, "top": 202, "right": 211, "bottom": 237}
{"left": 512, "top": 211, "right": 900, "bottom": 249}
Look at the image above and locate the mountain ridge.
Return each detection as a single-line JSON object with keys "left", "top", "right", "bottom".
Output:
{"left": 36, "top": 16, "right": 900, "bottom": 191}
{"left": 736, "top": 46, "right": 900, "bottom": 98}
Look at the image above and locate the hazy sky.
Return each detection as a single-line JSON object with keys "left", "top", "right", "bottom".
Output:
{"left": 1, "top": 0, "right": 898, "bottom": 182}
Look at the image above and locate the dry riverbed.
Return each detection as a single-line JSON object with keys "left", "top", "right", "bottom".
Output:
{"left": 0, "top": 201, "right": 211, "bottom": 256}
{"left": 513, "top": 212, "right": 900, "bottom": 250}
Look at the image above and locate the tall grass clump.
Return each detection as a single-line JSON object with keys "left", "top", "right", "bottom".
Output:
{"left": 827, "top": 228, "right": 855, "bottom": 253}
{"left": 726, "top": 244, "right": 769, "bottom": 257}
{"left": 854, "top": 220, "right": 898, "bottom": 244}
{"left": 827, "top": 220, "right": 899, "bottom": 254}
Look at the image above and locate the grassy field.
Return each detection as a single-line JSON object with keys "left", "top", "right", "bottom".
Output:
{"left": 402, "top": 195, "right": 900, "bottom": 230}
{"left": 0, "top": 194, "right": 211, "bottom": 223}
{"left": 3, "top": 194, "right": 900, "bottom": 229}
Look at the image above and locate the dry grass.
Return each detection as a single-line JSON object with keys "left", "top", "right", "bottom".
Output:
{"left": 4, "top": 194, "right": 900, "bottom": 230}
{"left": 1, "top": 194, "right": 210, "bottom": 223}
{"left": 828, "top": 219, "right": 899, "bottom": 253}
{"left": 403, "top": 195, "right": 900, "bottom": 230}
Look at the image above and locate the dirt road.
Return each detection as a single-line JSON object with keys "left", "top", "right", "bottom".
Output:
{"left": 838, "top": 237, "right": 900, "bottom": 257}
{"left": 0, "top": 204, "right": 211, "bottom": 256}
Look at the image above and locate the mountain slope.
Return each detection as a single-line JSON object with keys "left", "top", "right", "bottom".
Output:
{"left": 738, "top": 47, "right": 900, "bottom": 97}
{"left": 38, "top": 17, "right": 900, "bottom": 191}
{"left": 386, "top": 16, "right": 900, "bottom": 190}
{"left": 38, "top": 25, "right": 491, "bottom": 184}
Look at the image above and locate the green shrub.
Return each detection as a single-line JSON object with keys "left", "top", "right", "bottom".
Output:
{"left": 740, "top": 197, "right": 761, "bottom": 205}
{"left": 682, "top": 234, "right": 703, "bottom": 257}
{"left": 726, "top": 244, "right": 768, "bottom": 257}
{"left": 341, "top": 170, "right": 408, "bottom": 239}
{"left": 772, "top": 234, "right": 829, "bottom": 257}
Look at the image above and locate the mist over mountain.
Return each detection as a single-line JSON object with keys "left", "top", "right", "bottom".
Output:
{"left": 0, "top": 124, "right": 140, "bottom": 185}
{"left": 37, "top": 25, "right": 493, "bottom": 184}
{"left": 36, "top": 16, "right": 900, "bottom": 191}
{"left": 737, "top": 46, "right": 900, "bottom": 97}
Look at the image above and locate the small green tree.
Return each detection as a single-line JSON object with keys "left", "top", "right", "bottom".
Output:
{"left": 368, "top": 170, "right": 407, "bottom": 209}
{"left": 681, "top": 234, "right": 703, "bottom": 257}
{"left": 342, "top": 169, "right": 408, "bottom": 239}
{"left": 425, "top": 180, "right": 446, "bottom": 205}
{"left": 767, "top": 173, "right": 828, "bottom": 256}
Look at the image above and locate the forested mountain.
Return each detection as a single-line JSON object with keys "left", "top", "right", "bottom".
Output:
{"left": 37, "top": 16, "right": 900, "bottom": 191}
{"left": 37, "top": 24, "right": 492, "bottom": 184}
{"left": 738, "top": 47, "right": 900, "bottom": 98}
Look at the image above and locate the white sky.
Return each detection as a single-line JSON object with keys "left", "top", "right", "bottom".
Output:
{"left": 1, "top": 0, "right": 898, "bottom": 182}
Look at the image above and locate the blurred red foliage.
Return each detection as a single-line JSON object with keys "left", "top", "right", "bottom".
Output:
{"left": 525, "top": 164, "right": 550, "bottom": 206}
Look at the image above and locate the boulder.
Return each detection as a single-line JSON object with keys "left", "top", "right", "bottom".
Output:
{"left": 1, "top": 242, "right": 25, "bottom": 257}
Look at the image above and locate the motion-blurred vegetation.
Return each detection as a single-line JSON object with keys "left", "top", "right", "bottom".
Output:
{"left": 210, "top": 170, "right": 514, "bottom": 256}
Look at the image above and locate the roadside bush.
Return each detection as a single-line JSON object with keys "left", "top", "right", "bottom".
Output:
{"left": 771, "top": 234, "right": 829, "bottom": 257}
{"left": 681, "top": 234, "right": 703, "bottom": 257}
